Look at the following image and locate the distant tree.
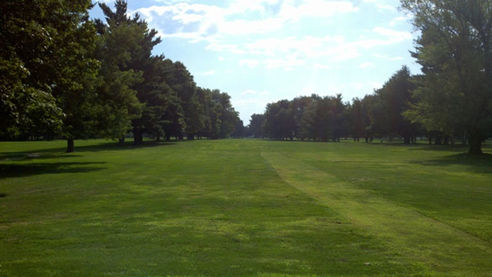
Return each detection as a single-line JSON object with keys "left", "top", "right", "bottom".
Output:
{"left": 164, "top": 61, "right": 203, "bottom": 140}
{"left": 401, "top": 0, "right": 492, "bottom": 154}
{"left": 196, "top": 89, "right": 239, "bottom": 139}
{"left": 248, "top": 114, "right": 266, "bottom": 138}
{"left": 263, "top": 100, "right": 295, "bottom": 140}
{"left": 211, "top": 90, "right": 240, "bottom": 139}
{"left": 377, "top": 66, "right": 417, "bottom": 144}
{"left": 290, "top": 96, "right": 315, "bottom": 140}
{"left": 231, "top": 119, "right": 245, "bottom": 138}
{"left": 348, "top": 98, "right": 366, "bottom": 141}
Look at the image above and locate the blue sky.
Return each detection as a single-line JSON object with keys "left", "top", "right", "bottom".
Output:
{"left": 91, "top": 0, "right": 420, "bottom": 124}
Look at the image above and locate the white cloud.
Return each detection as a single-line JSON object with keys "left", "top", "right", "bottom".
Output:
{"left": 239, "top": 59, "right": 260, "bottom": 68}
{"left": 232, "top": 89, "right": 275, "bottom": 122}
{"left": 198, "top": 70, "right": 215, "bottom": 76}
{"left": 314, "top": 63, "right": 331, "bottom": 70}
{"left": 240, "top": 89, "right": 270, "bottom": 96}
{"left": 359, "top": 62, "right": 373, "bottom": 69}
{"left": 373, "top": 53, "right": 404, "bottom": 61}
{"left": 133, "top": 0, "right": 412, "bottom": 71}
{"left": 389, "top": 14, "right": 413, "bottom": 26}
{"left": 135, "top": 0, "right": 358, "bottom": 41}
{"left": 362, "top": 0, "right": 395, "bottom": 11}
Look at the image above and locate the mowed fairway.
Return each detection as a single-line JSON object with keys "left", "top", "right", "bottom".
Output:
{"left": 1, "top": 139, "right": 491, "bottom": 276}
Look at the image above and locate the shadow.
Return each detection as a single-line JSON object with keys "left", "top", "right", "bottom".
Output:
{"left": 408, "top": 144, "right": 469, "bottom": 152}
{"left": 0, "top": 140, "right": 176, "bottom": 160}
{"left": 364, "top": 142, "right": 492, "bottom": 153}
{"left": 0, "top": 152, "right": 83, "bottom": 161}
{"left": 74, "top": 141, "right": 176, "bottom": 153}
{"left": 0, "top": 162, "right": 106, "bottom": 179}
{"left": 409, "top": 153, "right": 492, "bottom": 174}
{"left": 0, "top": 193, "right": 6, "bottom": 198}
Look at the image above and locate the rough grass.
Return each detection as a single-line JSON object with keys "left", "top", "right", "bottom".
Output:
{"left": 0, "top": 139, "right": 491, "bottom": 276}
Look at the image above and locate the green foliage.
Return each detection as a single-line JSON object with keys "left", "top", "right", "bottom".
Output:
{"left": 97, "top": 0, "right": 162, "bottom": 144}
{"left": 248, "top": 113, "right": 266, "bottom": 138}
{"left": 376, "top": 66, "right": 417, "bottom": 143}
{"left": 401, "top": 0, "right": 492, "bottom": 153}
{"left": 94, "top": 8, "right": 146, "bottom": 140}
{"left": 262, "top": 94, "right": 348, "bottom": 141}
{"left": 0, "top": 0, "right": 102, "bottom": 151}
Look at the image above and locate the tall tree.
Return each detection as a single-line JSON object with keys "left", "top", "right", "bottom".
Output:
{"left": 402, "top": 0, "right": 492, "bottom": 154}
{"left": 98, "top": 0, "right": 162, "bottom": 145}
{"left": 1, "top": 0, "right": 101, "bottom": 151}
{"left": 95, "top": 2, "right": 145, "bottom": 142}
{"left": 377, "top": 66, "right": 417, "bottom": 144}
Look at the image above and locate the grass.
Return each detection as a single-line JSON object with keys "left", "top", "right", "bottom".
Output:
{"left": 0, "top": 139, "right": 491, "bottom": 276}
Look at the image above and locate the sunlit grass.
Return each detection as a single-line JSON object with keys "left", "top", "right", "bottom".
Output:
{"left": 1, "top": 139, "right": 491, "bottom": 276}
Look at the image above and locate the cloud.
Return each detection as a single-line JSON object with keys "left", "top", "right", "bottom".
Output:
{"left": 389, "top": 14, "right": 413, "bottom": 26}
{"left": 232, "top": 89, "right": 275, "bottom": 122}
{"left": 359, "top": 62, "right": 373, "bottom": 69}
{"left": 362, "top": 0, "right": 395, "bottom": 11}
{"left": 133, "top": 0, "right": 412, "bottom": 71}
{"left": 198, "top": 70, "right": 215, "bottom": 76}
{"left": 373, "top": 53, "right": 404, "bottom": 61}
{"left": 239, "top": 59, "right": 260, "bottom": 68}
{"left": 134, "top": 0, "right": 358, "bottom": 41}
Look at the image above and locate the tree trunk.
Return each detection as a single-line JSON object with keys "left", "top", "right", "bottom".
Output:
{"left": 468, "top": 134, "right": 483, "bottom": 155}
{"left": 66, "top": 138, "right": 74, "bottom": 153}
{"left": 118, "top": 137, "right": 125, "bottom": 145}
{"left": 435, "top": 136, "right": 442, "bottom": 145}
{"left": 187, "top": 134, "right": 194, "bottom": 140}
{"left": 133, "top": 129, "right": 143, "bottom": 145}
{"left": 403, "top": 136, "right": 410, "bottom": 144}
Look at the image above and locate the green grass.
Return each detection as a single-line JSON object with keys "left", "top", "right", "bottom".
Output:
{"left": 1, "top": 139, "right": 491, "bottom": 276}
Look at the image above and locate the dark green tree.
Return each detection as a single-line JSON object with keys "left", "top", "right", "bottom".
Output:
{"left": 402, "top": 0, "right": 492, "bottom": 154}
{"left": 98, "top": 0, "right": 162, "bottom": 145}
{"left": 1, "top": 0, "right": 101, "bottom": 151}
{"left": 248, "top": 114, "right": 266, "bottom": 138}
{"left": 377, "top": 66, "right": 417, "bottom": 144}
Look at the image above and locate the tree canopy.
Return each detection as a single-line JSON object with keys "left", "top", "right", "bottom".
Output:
{"left": 401, "top": 0, "right": 492, "bottom": 154}
{"left": 1, "top": 0, "right": 241, "bottom": 151}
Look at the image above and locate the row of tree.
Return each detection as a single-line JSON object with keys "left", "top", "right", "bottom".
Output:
{"left": 1, "top": 0, "right": 241, "bottom": 152}
{"left": 248, "top": 0, "right": 492, "bottom": 154}
{"left": 248, "top": 67, "right": 421, "bottom": 142}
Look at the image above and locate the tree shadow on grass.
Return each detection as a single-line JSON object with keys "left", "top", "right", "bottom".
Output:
{"left": 74, "top": 141, "right": 176, "bottom": 153}
{"left": 0, "top": 141, "right": 176, "bottom": 160}
{"left": 0, "top": 152, "right": 83, "bottom": 161}
{"left": 0, "top": 161, "right": 107, "bottom": 179}
{"left": 409, "top": 153, "right": 492, "bottom": 174}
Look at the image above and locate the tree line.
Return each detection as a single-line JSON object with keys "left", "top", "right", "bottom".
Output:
{"left": 247, "top": 0, "right": 492, "bottom": 154}
{"left": 1, "top": 0, "right": 490, "bottom": 154}
{"left": 247, "top": 66, "right": 422, "bottom": 143}
{"left": 1, "top": 0, "right": 241, "bottom": 152}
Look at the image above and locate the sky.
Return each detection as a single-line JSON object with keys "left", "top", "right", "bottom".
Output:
{"left": 90, "top": 0, "right": 420, "bottom": 124}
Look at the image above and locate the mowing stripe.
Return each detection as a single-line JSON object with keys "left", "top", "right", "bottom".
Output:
{"left": 262, "top": 152, "right": 492, "bottom": 276}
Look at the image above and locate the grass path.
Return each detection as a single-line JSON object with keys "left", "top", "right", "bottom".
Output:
{"left": 262, "top": 151, "right": 492, "bottom": 276}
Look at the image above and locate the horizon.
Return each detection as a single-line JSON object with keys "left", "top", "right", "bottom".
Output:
{"left": 91, "top": 0, "right": 421, "bottom": 123}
